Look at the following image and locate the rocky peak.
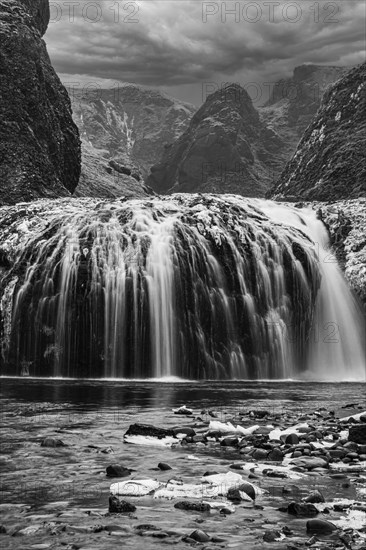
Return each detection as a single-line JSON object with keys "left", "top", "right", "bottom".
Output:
{"left": 268, "top": 62, "right": 366, "bottom": 201}
{"left": 146, "top": 83, "right": 283, "bottom": 196}
{"left": 195, "top": 83, "right": 259, "bottom": 123}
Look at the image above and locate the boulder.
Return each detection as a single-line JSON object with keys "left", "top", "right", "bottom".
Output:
{"left": 306, "top": 519, "right": 337, "bottom": 535}
{"left": 349, "top": 424, "right": 366, "bottom": 444}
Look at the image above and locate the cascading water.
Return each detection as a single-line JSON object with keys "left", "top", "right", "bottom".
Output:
{"left": 0, "top": 195, "right": 364, "bottom": 380}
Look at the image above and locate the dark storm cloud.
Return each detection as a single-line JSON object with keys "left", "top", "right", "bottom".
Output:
{"left": 46, "top": 0, "right": 365, "bottom": 103}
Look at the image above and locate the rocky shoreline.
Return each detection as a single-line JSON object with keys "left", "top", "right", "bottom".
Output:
{"left": 0, "top": 389, "right": 365, "bottom": 550}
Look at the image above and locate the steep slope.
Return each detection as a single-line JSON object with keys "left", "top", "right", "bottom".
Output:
{"left": 260, "top": 64, "right": 348, "bottom": 146}
{"left": 71, "top": 85, "right": 195, "bottom": 181}
{"left": 0, "top": 0, "right": 81, "bottom": 204}
{"left": 74, "top": 142, "right": 154, "bottom": 199}
{"left": 146, "top": 84, "right": 284, "bottom": 197}
{"left": 269, "top": 62, "right": 366, "bottom": 201}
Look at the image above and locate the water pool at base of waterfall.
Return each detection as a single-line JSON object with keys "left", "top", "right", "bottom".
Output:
{"left": 0, "top": 379, "right": 365, "bottom": 549}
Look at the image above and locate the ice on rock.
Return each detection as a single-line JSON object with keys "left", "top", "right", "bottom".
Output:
{"left": 154, "top": 471, "right": 256, "bottom": 500}
{"left": 268, "top": 423, "right": 310, "bottom": 441}
{"left": 110, "top": 479, "right": 162, "bottom": 497}
{"left": 208, "top": 420, "right": 259, "bottom": 435}
{"left": 124, "top": 435, "right": 179, "bottom": 447}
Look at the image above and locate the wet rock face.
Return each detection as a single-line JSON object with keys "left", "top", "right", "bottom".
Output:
{"left": 146, "top": 83, "right": 285, "bottom": 197}
{"left": 320, "top": 199, "right": 366, "bottom": 306}
{"left": 0, "top": 0, "right": 81, "bottom": 205}
{"left": 269, "top": 62, "right": 366, "bottom": 201}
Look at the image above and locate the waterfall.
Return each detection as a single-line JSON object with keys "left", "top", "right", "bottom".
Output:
{"left": 0, "top": 195, "right": 364, "bottom": 380}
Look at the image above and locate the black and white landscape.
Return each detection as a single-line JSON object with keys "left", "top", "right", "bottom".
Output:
{"left": 0, "top": 1, "right": 365, "bottom": 548}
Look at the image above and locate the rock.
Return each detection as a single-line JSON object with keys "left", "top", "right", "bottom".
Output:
{"left": 221, "top": 437, "right": 239, "bottom": 447}
{"left": 284, "top": 433, "right": 300, "bottom": 445}
{"left": 289, "top": 457, "right": 328, "bottom": 470}
{"left": 252, "top": 448, "right": 268, "bottom": 460}
{"left": 250, "top": 410, "right": 269, "bottom": 418}
{"left": 0, "top": 0, "right": 81, "bottom": 204}
{"left": 0, "top": 525, "right": 6, "bottom": 534}
{"left": 287, "top": 502, "right": 319, "bottom": 517}
{"left": 172, "top": 405, "right": 193, "bottom": 415}
{"left": 227, "top": 481, "right": 256, "bottom": 502}
{"left": 125, "top": 424, "right": 175, "bottom": 439}
{"left": 306, "top": 519, "right": 337, "bottom": 535}
{"left": 268, "top": 448, "right": 284, "bottom": 461}
{"left": 40, "top": 437, "right": 65, "bottom": 448}
{"left": 174, "top": 501, "right": 210, "bottom": 512}
{"left": 304, "top": 490, "right": 325, "bottom": 504}
{"left": 189, "top": 529, "right": 211, "bottom": 542}
{"left": 171, "top": 427, "right": 196, "bottom": 437}
{"left": 108, "top": 496, "right": 136, "bottom": 513}
{"left": 238, "top": 482, "right": 256, "bottom": 500}
{"left": 349, "top": 424, "right": 366, "bottom": 444}
{"left": 157, "top": 462, "right": 172, "bottom": 471}
{"left": 329, "top": 449, "right": 347, "bottom": 459}
{"left": 263, "top": 529, "right": 282, "bottom": 542}
{"left": 106, "top": 465, "right": 131, "bottom": 478}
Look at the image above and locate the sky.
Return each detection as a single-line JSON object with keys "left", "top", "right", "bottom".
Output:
{"left": 45, "top": 0, "right": 366, "bottom": 106}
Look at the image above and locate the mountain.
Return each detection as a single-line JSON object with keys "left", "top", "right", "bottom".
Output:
{"left": 74, "top": 142, "right": 154, "bottom": 200}
{"left": 70, "top": 85, "right": 196, "bottom": 182}
{"left": 269, "top": 62, "right": 366, "bottom": 201}
{"left": 259, "top": 64, "right": 349, "bottom": 147}
{"left": 0, "top": 0, "right": 81, "bottom": 205}
{"left": 146, "top": 83, "right": 285, "bottom": 197}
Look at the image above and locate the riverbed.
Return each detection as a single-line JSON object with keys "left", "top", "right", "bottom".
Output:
{"left": 0, "top": 379, "right": 365, "bottom": 549}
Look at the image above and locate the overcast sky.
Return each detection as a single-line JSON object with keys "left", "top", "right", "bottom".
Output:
{"left": 45, "top": 0, "right": 366, "bottom": 106}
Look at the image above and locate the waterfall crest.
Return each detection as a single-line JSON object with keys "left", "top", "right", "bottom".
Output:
{"left": 0, "top": 195, "right": 364, "bottom": 380}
